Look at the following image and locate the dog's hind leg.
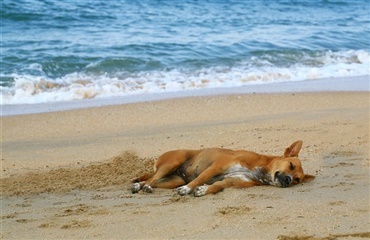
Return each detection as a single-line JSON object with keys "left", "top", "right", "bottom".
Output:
{"left": 132, "top": 167, "right": 178, "bottom": 194}
{"left": 138, "top": 150, "right": 193, "bottom": 193}
{"left": 151, "top": 175, "right": 186, "bottom": 189}
{"left": 141, "top": 166, "right": 182, "bottom": 193}
{"left": 132, "top": 173, "right": 154, "bottom": 183}
{"left": 131, "top": 173, "right": 154, "bottom": 193}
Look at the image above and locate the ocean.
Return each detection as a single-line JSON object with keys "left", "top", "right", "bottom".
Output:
{"left": 1, "top": 0, "right": 369, "bottom": 105}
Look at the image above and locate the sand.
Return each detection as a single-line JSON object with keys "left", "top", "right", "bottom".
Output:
{"left": 1, "top": 91, "right": 369, "bottom": 239}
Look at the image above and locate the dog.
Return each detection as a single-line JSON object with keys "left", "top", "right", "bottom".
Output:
{"left": 131, "top": 140, "right": 315, "bottom": 197}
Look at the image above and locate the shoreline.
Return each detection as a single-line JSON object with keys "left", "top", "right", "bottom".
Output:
{"left": 2, "top": 75, "right": 369, "bottom": 116}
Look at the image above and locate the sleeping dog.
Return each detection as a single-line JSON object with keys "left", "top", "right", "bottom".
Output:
{"left": 131, "top": 141, "right": 315, "bottom": 197}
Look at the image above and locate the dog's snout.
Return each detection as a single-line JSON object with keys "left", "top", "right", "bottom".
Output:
{"left": 275, "top": 172, "right": 293, "bottom": 188}
{"left": 283, "top": 176, "right": 292, "bottom": 187}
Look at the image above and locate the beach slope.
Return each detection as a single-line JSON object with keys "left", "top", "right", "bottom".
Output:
{"left": 1, "top": 91, "right": 369, "bottom": 239}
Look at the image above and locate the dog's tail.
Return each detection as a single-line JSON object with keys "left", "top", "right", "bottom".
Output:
{"left": 132, "top": 173, "right": 154, "bottom": 183}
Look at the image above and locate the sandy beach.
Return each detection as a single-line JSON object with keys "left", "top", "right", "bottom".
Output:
{"left": 1, "top": 91, "right": 369, "bottom": 239}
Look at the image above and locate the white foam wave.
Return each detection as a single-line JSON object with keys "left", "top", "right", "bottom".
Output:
{"left": 1, "top": 50, "right": 369, "bottom": 105}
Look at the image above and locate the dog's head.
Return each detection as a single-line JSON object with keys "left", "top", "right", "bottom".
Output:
{"left": 270, "top": 141, "right": 315, "bottom": 187}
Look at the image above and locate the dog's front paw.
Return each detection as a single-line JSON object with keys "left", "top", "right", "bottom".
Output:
{"left": 194, "top": 185, "right": 208, "bottom": 197}
{"left": 177, "top": 185, "right": 191, "bottom": 196}
{"left": 142, "top": 184, "right": 153, "bottom": 193}
{"left": 131, "top": 182, "right": 141, "bottom": 194}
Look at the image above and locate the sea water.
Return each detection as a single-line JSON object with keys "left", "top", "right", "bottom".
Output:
{"left": 1, "top": 0, "right": 369, "bottom": 105}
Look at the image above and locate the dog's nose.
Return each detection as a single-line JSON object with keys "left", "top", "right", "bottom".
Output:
{"left": 283, "top": 176, "right": 292, "bottom": 187}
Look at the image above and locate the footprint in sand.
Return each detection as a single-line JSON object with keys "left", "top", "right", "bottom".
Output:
{"left": 61, "top": 219, "right": 93, "bottom": 229}
{"left": 216, "top": 206, "right": 251, "bottom": 216}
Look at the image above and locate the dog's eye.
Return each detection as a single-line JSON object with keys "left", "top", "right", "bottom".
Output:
{"left": 295, "top": 178, "right": 300, "bottom": 183}
{"left": 289, "top": 162, "right": 295, "bottom": 170}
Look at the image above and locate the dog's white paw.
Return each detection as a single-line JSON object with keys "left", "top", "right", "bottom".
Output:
{"left": 177, "top": 185, "right": 191, "bottom": 196}
{"left": 142, "top": 184, "right": 153, "bottom": 193}
{"left": 131, "top": 182, "right": 141, "bottom": 194}
{"left": 194, "top": 185, "right": 208, "bottom": 197}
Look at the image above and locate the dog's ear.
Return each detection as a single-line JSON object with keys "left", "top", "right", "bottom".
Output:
{"left": 301, "top": 174, "right": 315, "bottom": 183}
{"left": 284, "top": 140, "right": 303, "bottom": 157}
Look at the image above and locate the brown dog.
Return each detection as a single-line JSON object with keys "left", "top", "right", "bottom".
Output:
{"left": 131, "top": 141, "right": 315, "bottom": 197}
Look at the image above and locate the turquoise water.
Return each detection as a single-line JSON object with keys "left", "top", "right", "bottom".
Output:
{"left": 1, "top": 0, "right": 369, "bottom": 104}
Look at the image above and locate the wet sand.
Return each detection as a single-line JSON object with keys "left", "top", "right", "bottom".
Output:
{"left": 1, "top": 91, "right": 369, "bottom": 239}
